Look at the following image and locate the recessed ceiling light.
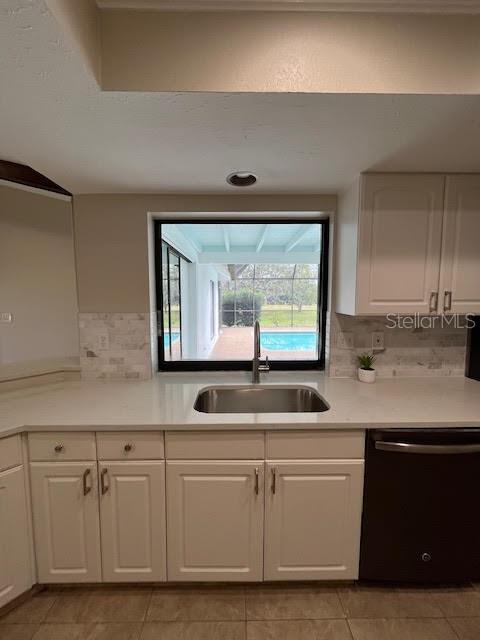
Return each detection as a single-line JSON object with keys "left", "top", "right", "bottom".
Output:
{"left": 226, "top": 171, "right": 257, "bottom": 187}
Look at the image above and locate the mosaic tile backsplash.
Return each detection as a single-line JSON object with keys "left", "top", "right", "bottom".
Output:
{"left": 78, "top": 312, "right": 467, "bottom": 380}
{"left": 79, "top": 313, "right": 152, "bottom": 380}
{"left": 328, "top": 313, "right": 467, "bottom": 378}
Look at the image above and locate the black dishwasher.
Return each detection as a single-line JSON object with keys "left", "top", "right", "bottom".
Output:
{"left": 360, "top": 428, "right": 480, "bottom": 583}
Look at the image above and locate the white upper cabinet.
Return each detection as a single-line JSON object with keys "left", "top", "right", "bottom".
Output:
{"left": 99, "top": 461, "right": 166, "bottom": 583}
{"left": 336, "top": 173, "right": 480, "bottom": 315}
{"left": 166, "top": 461, "right": 264, "bottom": 582}
{"left": 264, "top": 461, "right": 364, "bottom": 581}
{"left": 30, "top": 462, "right": 101, "bottom": 583}
{"left": 357, "top": 174, "right": 445, "bottom": 315}
{"left": 0, "top": 466, "right": 32, "bottom": 608}
{"left": 440, "top": 175, "right": 480, "bottom": 315}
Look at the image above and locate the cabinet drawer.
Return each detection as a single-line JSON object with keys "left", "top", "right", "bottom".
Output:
{"left": 96, "top": 432, "right": 164, "bottom": 460}
{"left": 28, "top": 432, "right": 96, "bottom": 461}
{"left": 266, "top": 430, "right": 365, "bottom": 459}
{"left": 166, "top": 431, "right": 264, "bottom": 459}
{"left": 0, "top": 435, "right": 22, "bottom": 472}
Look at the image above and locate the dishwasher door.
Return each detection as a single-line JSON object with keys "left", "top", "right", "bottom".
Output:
{"left": 360, "top": 428, "right": 480, "bottom": 583}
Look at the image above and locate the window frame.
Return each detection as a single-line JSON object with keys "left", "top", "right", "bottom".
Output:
{"left": 154, "top": 218, "right": 329, "bottom": 372}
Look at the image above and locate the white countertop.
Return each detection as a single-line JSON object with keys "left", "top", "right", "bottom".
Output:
{"left": 0, "top": 372, "right": 480, "bottom": 438}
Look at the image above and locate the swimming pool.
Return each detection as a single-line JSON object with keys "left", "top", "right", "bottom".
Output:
{"left": 163, "top": 331, "right": 180, "bottom": 348}
{"left": 261, "top": 331, "right": 317, "bottom": 351}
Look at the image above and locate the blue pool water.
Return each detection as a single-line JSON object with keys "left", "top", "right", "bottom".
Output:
{"left": 164, "top": 331, "right": 180, "bottom": 348}
{"left": 261, "top": 331, "right": 317, "bottom": 351}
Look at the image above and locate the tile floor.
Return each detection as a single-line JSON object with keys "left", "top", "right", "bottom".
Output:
{"left": 1, "top": 583, "right": 480, "bottom": 640}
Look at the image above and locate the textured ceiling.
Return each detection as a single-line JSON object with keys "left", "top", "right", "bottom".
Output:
{"left": 1, "top": 0, "right": 480, "bottom": 194}
{"left": 96, "top": 0, "right": 480, "bottom": 13}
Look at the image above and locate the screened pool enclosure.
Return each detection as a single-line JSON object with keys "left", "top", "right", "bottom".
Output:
{"left": 155, "top": 220, "right": 328, "bottom": 370}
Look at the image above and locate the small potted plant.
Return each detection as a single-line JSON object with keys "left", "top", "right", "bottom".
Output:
{"left": 357, "top": 352, "right": 376, "bottom": 383}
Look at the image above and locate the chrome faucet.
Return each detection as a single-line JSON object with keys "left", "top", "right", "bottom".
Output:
{"left": 252, "top": 320, "right": 270, "bottom": 383}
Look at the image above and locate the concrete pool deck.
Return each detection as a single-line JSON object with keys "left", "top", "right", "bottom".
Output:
{"left": 209, "top": 326, "right": 318, "bottom": 361}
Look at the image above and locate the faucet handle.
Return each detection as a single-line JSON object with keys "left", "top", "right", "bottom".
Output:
{"left": 259, "top": 356, "right": 270, "bottom": 373}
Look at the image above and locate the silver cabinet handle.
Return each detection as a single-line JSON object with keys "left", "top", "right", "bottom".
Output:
{"left": 83, "top": 468, "right": 92, "bottom": 496}
{"left": 100, "top": 468, "right": 109, "bottom": 494}
{"left": 375, "top": 441, "right": 480, "bottom": 455}
{"left": 254, "top": 468, "right": 259, "bottom": 495}
{"left": 271, "top": 467, "right": 277, "bottom": 495}
{"left": 124, "top": 443, "right": 134, "bottom": 453}
{"left": 429, "top": 291, "right": 438, "bottom": 313}
{"left": 54, "top": 444, "right": 64, "bottom": 453}
{"left": 444, "top": 290, "right": 452, "bottom": 312}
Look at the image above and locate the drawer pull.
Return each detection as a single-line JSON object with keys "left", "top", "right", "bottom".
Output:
{"left": 124, "top": 443, "right": 134, "bottom": 453}
{"left": 101, "top": 468, "right": 109, "bottom": 495}
{"left": 271, "top": 467, "right": 277, "bottom": 495}
{"left": 444, "top": 290, "right": 452, "bottom": 312}
{"left": 83, "top": 468, "right": 92, "bottom": 496}
{"left": 54, "top": 444, "right": 64, "bottom": 453}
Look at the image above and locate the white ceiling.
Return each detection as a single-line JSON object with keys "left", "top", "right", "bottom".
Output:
{"left": 175, "top": 222, "right": 320, "bottom": 252}
{"left": 1, "top": 1, "right": 480, "bottom": 195}
{"left": 96, "top": 0, "right": 480, "bottom": 13}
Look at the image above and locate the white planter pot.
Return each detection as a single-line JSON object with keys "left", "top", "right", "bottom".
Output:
{"left": 358, "top": 368, "right": 376, "bottom": 383}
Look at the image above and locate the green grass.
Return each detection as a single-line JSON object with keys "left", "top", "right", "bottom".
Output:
{"left": 260, "top": 306, "right": 317, "bottom": 328}
{"left": 164, "top": 304, "right": 317, "bottom": 330}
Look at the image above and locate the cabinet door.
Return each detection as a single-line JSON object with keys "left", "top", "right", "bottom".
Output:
{"left": 99, "top": 461, "right": 166, "bottom": 582}
{"left": 440, "top": 175, "right": 480, "bottom": 314}
{"left": 167, "top": 461, "right": 264, "bottom": 581}
{"left": 0, "top": 466, "right": 32, "bottom": 608}
{"left": 30, "top": 462, "right": 101, "bottom": 583}
{"left": 357, "top": 174, "right": 445, "bottom": 314}
{"left": 264, "top": 461, "right": 364, "bottom": 580}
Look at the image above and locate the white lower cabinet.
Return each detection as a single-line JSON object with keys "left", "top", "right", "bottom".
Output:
{"left": 99, "top": 461, "right": 166, "bottom": 582}
{"left": 264, "top": 460, "right": 364, "bottom": 581}
{"left": 26, "top": 431, "right": 366, "bottom": 587}
{"left": 166, "top": 461, "right": 264, "bottom": 581}
{"left": 30, "top": 462, "right": 101, "bottom": 583}
{"left": 0, "top": 466, "right": 32, "bottom": 607}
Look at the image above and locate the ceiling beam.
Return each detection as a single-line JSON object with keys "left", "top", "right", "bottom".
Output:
{"left": 222, "top": 225, "right": 230, "bottom": 252}
{"left": 256, "top": 224, "right": 269, "bottom": 252}
{"left": 285, "top": 224, "right": 315, "bottom": 253}
{"left": 174, "top": 225, "right": 203, "bottom": 254}
{"left": 198, "top": 250, "right": 320, "bottom": 264}
{"left": 0, "top": 160, "right": 71, "bottom": 197}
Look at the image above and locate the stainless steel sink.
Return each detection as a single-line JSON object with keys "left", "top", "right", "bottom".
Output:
{"left": 194, "top": 385, "right": 330, "bottom": 414}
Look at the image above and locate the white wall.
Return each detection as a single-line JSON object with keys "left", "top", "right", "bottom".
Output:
{"left": 175, "top": 261, "right": 220, "bottom": 360}
{"left": 0, "top": 184, "right": 79, "bottom": 375}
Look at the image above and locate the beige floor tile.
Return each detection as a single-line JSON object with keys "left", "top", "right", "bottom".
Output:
{"left": 338, "top": 586, "right": 443, "bottom": 619}
{"left": 0, "top": 596, "right": 57, "bottom": 625}
{"left": 141, "top": 621, "right": 245, "bottom": 640}
{"left": 447, "top": 617, "right": 480, "bottom": 640}
{"left": 77, "top": 589, "right": 151, "bottom": 623}
{"left": 84, "top": 623, "right": 143, "bottom": 640}
{"left": 348, "top": 618, "right": 458, "bottom": 640}
{"left": 430, "top": 587, "right": 480, "bottom": 617}
{"left": 0, "top": 625, "right": 39, "bottom": 640}
{"left": 147, "top": 588, "right": 245, "bottom": 622}
{"left": 247, "top": 619, "right": 352, "bottom": 640}
{"left": 31, "top": 624, "right": 90, "bottom": 640}
{"left": 45, "top": 594, "right": 85, "bottom": 623}
{"left": 246, "top": 587, "right": 344, "bottom": 620}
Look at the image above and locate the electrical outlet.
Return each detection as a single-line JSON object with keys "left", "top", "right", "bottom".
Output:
{"left": 0, "top": 312, "right": 12, "bottom": 324}
{"left": 97, "top": 331, "right": 110, "bottom": 351}
{"left": 372, "top": 331, "right": 385, "bottom": 350}
{"left": 337, "top": 332, "right": 354, "bottom": 349}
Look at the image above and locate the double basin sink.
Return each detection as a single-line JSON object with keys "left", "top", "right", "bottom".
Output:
{"left": 194, "top": 385, "right": 330, "bottom": 414}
